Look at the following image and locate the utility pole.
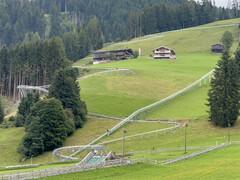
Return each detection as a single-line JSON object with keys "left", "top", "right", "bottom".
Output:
{"left": 122, "top": 129, "right": 127, "bottom": 158}
{"left": 185, "top": 124, "right": 188, "bottom": 154}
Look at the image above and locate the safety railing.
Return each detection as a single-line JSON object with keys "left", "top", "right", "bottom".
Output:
{"left": 1, "top": 159, "right": 134, "bottom": 180}
{"left": 99, "top": 121, "right": 181, "bottom": 145}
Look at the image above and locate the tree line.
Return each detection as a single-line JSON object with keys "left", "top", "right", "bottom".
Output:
{"left": 127, "top": 0, "right": 238, "bottom": 39}
{"left": 0, "top": 37, "right": 70, "bottom": 101}
{"left": 61, "top": 16, "right": 102, "bottom": 62}
{"left": 0, "top": 0, "right": 46, "bottom": 47}
{"left": 34, "top": 0, "right": 240, "bottom": 42}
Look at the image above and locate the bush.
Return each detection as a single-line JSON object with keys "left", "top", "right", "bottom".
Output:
{"left": 133, "top": 50, "right": 139, "bottom": 58}
{"left": 14, "top": 114, "right": 24, "bottom": 127}
{"left": 8, "top": 116, "right": 15, "bottom": 121}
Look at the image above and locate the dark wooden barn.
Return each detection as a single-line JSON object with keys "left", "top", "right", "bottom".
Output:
{"left": 92, "top": 49, "right": 133, "bottom": 64}
{"left": 211, "top": 44, "right": 224, "bottom": 54}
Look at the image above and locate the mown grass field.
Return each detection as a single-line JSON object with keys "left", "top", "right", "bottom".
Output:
{"left": 79, "top": 54, "right": 219, "bottom": 117}
{"left": 0, "top": 128, "right": 24, "bottom": 166}
{"left": 99, "top": 18, "right": 240, "bottom": 55}
{"left": 78, "top": 18, "right": 240, "bottom": 118}
{"left": 101, "top": 121, "right": 173, "bottom": 141}
{"left": 100, "top": 118, "right": 240, "bottom": 155}
{"left": 39, "top": 145, "right": 240, "bottom": 180}
{"left": 146, "top": 85, "right": 210, "bottom": 119}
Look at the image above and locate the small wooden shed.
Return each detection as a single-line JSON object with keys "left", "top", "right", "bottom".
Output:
{"left": 211, "top": 44, "right": 224, "bottom": 54}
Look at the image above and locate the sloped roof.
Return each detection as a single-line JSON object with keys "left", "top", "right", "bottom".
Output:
{"left": 93, "top": 49, "right": 133, "bottom": 55}
{"left": 152, "top": 46, "right": 173, "bottom": 52}
{"left": 211, "top": 44, "right": 224, "bottom": 50}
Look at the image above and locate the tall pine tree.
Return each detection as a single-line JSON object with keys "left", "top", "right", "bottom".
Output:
{"left": 207, "top": 50, "right": 240, "bottom": 127}
{"left": 48, "top": 68, "right": 87, "bottom": 128}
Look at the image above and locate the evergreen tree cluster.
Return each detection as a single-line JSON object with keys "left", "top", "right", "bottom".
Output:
{"left": 36, "top": 0, "right": 240, "bottom": 42}
{"left": 1, "top": 0, "right": 239, "bottom": 49}
{"left": 36, "top": 0, "right": 186, "bottom": 42}
{"left": 127, "top": 0, "right": 235, "bottom": 39}
{"left": 48, "top": 68, "right": 87, "bottom": 129}
{"left": 61, "top": 16, "right": 102, "bottom": 62}
{"left": 0, "top": 0, "right": 46, "bottom": 47}
{"left": 207, "top": 49, "right": 240, "bottom": 127}
{"left": 17, "top": 68, "right": 87, "bottom": 158}
{"left": 0, "top": 37, "right": 70, "bottom": 100}
{"left": 18, "top": 98, "right": 68, "bottom": 157}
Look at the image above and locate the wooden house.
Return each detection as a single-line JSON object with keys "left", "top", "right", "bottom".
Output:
{"left": 93, "top": 49, "right": 133, "bottom": 64}
{"left": 152, "top": 46, "right": 176, "bottom": 59}
{"left": 211, "top": 44, "right": 224, "bottom": 54}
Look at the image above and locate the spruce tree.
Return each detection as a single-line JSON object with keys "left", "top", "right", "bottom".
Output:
{"left": 235, "top": 47, "right": 240, "bottom": 79}
{"left": 15, "top": 93, "right": 40, "bottom": 127}
{"left": 48, "top": 68, "right": 87, "bottom": 129}
{"left": 207, "top": 50, "right": 240, "bottom": 127}
{"left": 18, "top": 98, "right": 68, "bottom": 157}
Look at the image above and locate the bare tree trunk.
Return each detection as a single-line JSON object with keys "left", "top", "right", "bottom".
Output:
{"left": 13, "top": 73, "right": 16, "bottom": 101}
{"left": 8, "top": 60, "right": 12, "bottom": 99}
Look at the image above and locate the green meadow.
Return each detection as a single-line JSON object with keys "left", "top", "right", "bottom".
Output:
{"left": 92, "top": 18, "right": 240, "bottom": 55}
{"left": 79, "top": 54, "right": 219, "bottom": 117}
{"left": 0, "top": 116, "right": 119, "bottom": 167}
{"left": 0, "top": 128, "right": 24, "bottom": 166}
{"left": 39, "top": 145, "right": 240, "bottom": 180}
{"left": 146, "top": 85, "right": 210, "bottom": 119}
{"left": 78, "top": 19, "right": 240, "bottom": 118}
{"left": 100, "top": 118, "right": 240, "bottom": 155}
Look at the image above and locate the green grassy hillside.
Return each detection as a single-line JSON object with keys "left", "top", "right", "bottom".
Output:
{"left": 40, "top": 145, "right": 240, "bottom": 180}
{"left": 146, "top": 85, "right": 210, "bottom": 119}
{"left": 100, "top": 18, "right": 240, "bottom": 55}
{"left": 0, "top": 116, "right": 118, "bottom": 166}
{"left": 78, "top": 19, "right": 240, "bottom": 118}
{"left": 34, "top": 18, "right": 240, "bottom": 179}
{"left": 101, "top": 118, "right": 240, "bottom": 155}
{"left": 0, "top": 128, "right": 25, "bottom": 166}
{"left": 1, "top": 18, "right": 240, "bottom": 176}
